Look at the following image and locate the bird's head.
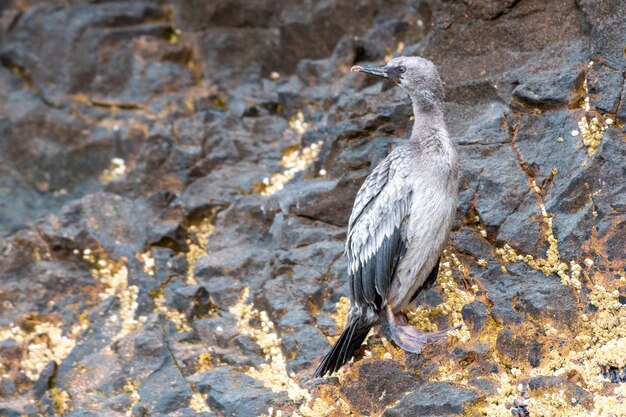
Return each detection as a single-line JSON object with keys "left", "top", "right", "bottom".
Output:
{"left": 351, "top": 56, "right": 444, "bottom": 114}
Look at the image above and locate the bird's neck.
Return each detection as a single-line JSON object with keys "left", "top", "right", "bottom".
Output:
{"left": 409, "top": 102, "right": 457, "bottom": 165}
{"left": 409, "top": 104, "right": 447, "bottom": 141}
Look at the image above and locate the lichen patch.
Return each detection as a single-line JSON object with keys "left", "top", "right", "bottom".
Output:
{"left": 229, "top": 288, "right": 310, "bottom": 402}
{"left": 189, "top": 392, "right": 212, "bottom": 413}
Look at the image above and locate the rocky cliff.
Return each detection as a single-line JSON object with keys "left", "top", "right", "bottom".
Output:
{"left": 0, "top": 0, "right": 625, "bottom": 416}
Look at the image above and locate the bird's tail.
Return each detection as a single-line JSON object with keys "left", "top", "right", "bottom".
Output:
{"left": 313, "top": 319, "right": 372, "bottom": 377}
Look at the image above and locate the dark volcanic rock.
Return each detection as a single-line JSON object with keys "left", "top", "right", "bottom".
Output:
{"left": 190, "top": 367, "right": 276, "bottom": 417}
{"left": 496, "top": 328, "right": 544, "bottom": 368}
{"left": 461, "top": 301, "right": 492, "bottom": 334}
{"left": 1, "top": 0, "right": 625, "bottom": 416}
{"left": 382, "top": 382, "right": 481, "bottom": 416}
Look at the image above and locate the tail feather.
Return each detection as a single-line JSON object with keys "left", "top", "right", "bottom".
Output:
{"left": 314, "top": 320, "right": 372, "bottom": 377}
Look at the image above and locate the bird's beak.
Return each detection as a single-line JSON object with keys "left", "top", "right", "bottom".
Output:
{"left": 351, "top": 65, "right": 391, "bottom": 79}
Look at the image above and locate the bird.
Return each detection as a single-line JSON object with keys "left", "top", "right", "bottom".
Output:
{"left": 314, "top": 56, "right": 460, "bottom": 377}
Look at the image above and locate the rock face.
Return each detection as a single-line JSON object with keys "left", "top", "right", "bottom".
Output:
{"left": 1, "top": 0, "right": 625, "bottom": 416}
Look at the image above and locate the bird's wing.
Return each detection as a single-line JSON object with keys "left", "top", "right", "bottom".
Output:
{"left": 346, "top": 151, "right": 412, "bottom": 311}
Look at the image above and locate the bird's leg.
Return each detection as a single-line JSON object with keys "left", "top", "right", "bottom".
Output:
{"left": 386, "top": 304, "right": 461, "bottom": 354}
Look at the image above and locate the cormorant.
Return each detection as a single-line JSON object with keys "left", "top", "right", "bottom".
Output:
{"left": 314, "top": 56, "right": 460, "bottom": 377}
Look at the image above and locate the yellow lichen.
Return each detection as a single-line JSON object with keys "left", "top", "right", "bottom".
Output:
{"left": 297, "top": 396, "right": 353, "bottom": 417}
{"left": 186, "top": 215, "right": 215, "bottom": 285}
{"left": 152, "top": 289, "right": 192, "bottom": 333}
{"left": 289, "top": 111, "right": 310, "bottom": 135}
{"left": 50, "top": 387, "right": 71, "bottom": 415}
{"left": 578, "top": 114, "right": 611, "bottom": 156}
{"left": 229, "top": 288, "right": 310, "bottom": 402}
{"left": 197, "top": 352, "right": 213, "bottom": 371}
{"left": 577, "top": 65, "right": 615, "bottom": 156}
{"left": 0, "top": 321, "right": 76, "bottom": 381}
{"left": 189, "top": 392, "right": 212, "bottom": 413}
{"left": 77, "top": 248, "right": 144, "bottom": 337}
{"left": 258, "top": 139, "right": 323, "bottom": 196}
{"left": 167, "top": 27, "right": 183, "bottom": 44}
{"left": 139, "top": 250, "right": 155, "bottom": 277}
{"left": 99, "top": 157, "right": 127, "bottom": 184}
{"left": 123, "top": 378, "right": 141, "bottom": 417}
{"left": 327, "top": 296, "right": 351, "bottom": 344}
{"left": 436, "top": 359, "right": 470, "bottom": 383}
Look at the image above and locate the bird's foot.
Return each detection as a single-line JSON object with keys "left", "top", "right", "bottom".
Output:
{"left": 386, "top": 304, "right": 460, "bottom": 354}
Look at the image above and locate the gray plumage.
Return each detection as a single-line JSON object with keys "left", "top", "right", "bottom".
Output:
{"left": 315, "top": 56, "right": 460, "bottom": 377}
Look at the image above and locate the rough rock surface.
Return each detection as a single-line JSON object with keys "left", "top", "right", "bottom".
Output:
{"left": 1, "top": 0, "right": 625, "bottom": 416}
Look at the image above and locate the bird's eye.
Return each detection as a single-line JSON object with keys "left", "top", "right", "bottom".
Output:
{"left": 396, "top": 66, "right": 406, "bottom": 73}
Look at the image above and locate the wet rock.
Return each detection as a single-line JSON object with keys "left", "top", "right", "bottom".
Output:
{"left": 0, "top": 406, "right": 24, "bottom": 417}
{"left": 496, "top": 192, "right": 543, "bottom": 254}
{"left": 2, "top": 2, "right": 190, "bottom": 100}
{"left": 512, "top": 271, "right": 578, "bottom": 325}
{"left": 464, "top": 144, "right": 528, "bottom": 229}
{"left": 198, "top": 276, "right": 244, "bottom": 308}
{"left": 382, "top": 382, "right": 481, "bottom": 416}
{"left": 36, "top": 192, "right": 158, "bottom": 259}
{"left": 170, "top": 285, "right": 216, "bottom": 321}
{"left": 0, "top": 377, "right": 16, "bottom": 399}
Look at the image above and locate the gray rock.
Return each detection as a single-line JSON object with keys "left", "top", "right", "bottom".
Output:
{"left": 190, "top": 367, "right": 276, "bottom": 417}
{"left": 382, "top": 382, "right": 481, "bottom": 416}
{"left": 1, "top": 0, "right": 625, "bottom": 415}
{"left": 461, "top": 301, "right": 492, "bottom": 334}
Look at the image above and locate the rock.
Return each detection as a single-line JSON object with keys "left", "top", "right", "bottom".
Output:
{"left": 588, "top": 64, "right": 624, "bottom": 114}
{"left": 279, "top": 178, "right": 357, "bottom": 227}
{"left": 33, "top": 361, "right": 57, "bottom": 399}
{"left": 339, "top": 360, "right": 420, "bottom": 415}
{"left": 461, "top": 301, "right": 492, "bottom": 334}
{"left": 170, "top": 285, "right": 216, "bottom": 321}
{"left": 382, "top": 382, "right": 481, "bottom": 416}
{"left": 464, "top": 144, "right": 528, "bottom": 229}
{"left": 1, "top": 0, "right": 625, "bottom": 415}
{"left": 528, "top": 376, "right": 593, "bottom": 409}
{"left": 281, "top": 325, "right": 329, "bottom": 373}
{"left": 190, "top": 367, "right": 276, "bottom": 417}
{"left": 496, "top": 329, "right": 544, "bottom": 368}
{"left": 138, "top": 365, "right": 193, "bottom": 414}
{"left": 510, "top": 42, "right": 585, "bottom": 111}
{"left": 0, "top": 377, "right": 17, "bottom": 399}
{"left": 0, "top": 406, "right": 26, "bottom": 417}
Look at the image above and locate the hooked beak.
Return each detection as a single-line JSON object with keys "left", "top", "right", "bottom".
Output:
{"left": 351, "top": 64, "right": 391, "bottom": 80}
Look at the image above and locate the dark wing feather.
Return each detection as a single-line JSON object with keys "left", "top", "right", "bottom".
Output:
{"left": 346, "top": 150, "right": 412, "bottom": 311}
